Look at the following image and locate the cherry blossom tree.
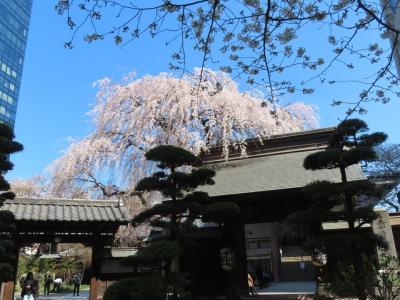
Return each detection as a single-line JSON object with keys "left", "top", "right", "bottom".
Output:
{"left": 48, "top": 69, "right": 318, "bottom": 198}
{"left": 10, "top": 176, "right": 50, "bottom": 198}
{"left": 45, "top": 69, "right": 317, "bottom": 244}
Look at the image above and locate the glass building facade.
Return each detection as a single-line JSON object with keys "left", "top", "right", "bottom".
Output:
{"left": 381, "top": 0, "right": 400, "bottom": 76}
{"left": 0, "top": 0, "right": 32, "bottom": 128}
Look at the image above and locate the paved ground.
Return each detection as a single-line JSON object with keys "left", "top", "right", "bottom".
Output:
{"left": 258, "top": 281, "right": 316, "bottom": 295}
{"left": 15, "top": 290, "right": 89, "bottom": 300}
{"left": 14, "top": 283, "right": 317, "bottom": 300}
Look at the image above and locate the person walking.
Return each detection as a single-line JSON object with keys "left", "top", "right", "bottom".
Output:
{"left": 72, "top": 273, "right": 81, "bottom": 296}
{"left": 21, "top": 272, "right": 38, "bottom": 300}
{"left": 44, "top": 273, "right": 53, "bottom": 295}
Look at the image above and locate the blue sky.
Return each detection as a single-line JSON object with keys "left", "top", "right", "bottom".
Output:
{"left": 8, "top": 2, "right": 400, "bottom": 180}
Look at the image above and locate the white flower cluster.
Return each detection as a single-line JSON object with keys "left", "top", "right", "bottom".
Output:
{"left": 48, "top": 69, "right": 319, "bottom": 200}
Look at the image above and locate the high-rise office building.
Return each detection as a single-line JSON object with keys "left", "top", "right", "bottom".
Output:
{"left": 0, "top": 0, "right": 32, "bottom": 128}
{"left": 380, "top": 0, "right": 400, "bottom": 76}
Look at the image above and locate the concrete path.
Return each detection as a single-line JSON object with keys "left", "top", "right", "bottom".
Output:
{"left": 15, "top": 290, "right": 89, "bottom": 300}
{"left": 258, "top": 281, "right": 316, "bottom": 295}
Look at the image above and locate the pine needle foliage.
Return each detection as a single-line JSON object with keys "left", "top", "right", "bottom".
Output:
{"left": 0, "top": 124, "right": 23, "bottom": 282}
{"left": 104, "top": 145, "right": 240, "bottom": 300}
{"left": 287, "top": 119, "right": 387, "bottom": 300}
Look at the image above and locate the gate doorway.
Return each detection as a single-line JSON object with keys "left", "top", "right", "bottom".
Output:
{"left": 247, "top": 252, "right": 273, "bottom": 275}
{"left": 15, "top": 243, "right": 92, "bottom": 299}
{"left": 0, "top": 198, "right": 131, "bottom": 300}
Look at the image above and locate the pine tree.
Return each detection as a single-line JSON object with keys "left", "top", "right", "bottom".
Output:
{"left": 104, "top": 145, "right": 239, "bottom": 300}
{"left": 287, "top": 119, "right": 387, "bottom": 300}
{"left": 0, "top": 124, "right": 23, "bottom": 282}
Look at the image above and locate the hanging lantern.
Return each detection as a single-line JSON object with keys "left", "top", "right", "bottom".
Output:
{"left": 220, "top": 247, "right": 235, "bottom": 271}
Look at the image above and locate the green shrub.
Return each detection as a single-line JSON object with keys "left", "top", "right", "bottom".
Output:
{"left": 103, "top": 275, "right": 166, "bottom": 300}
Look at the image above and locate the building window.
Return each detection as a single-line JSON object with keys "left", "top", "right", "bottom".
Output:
{"left": 0, "top": 91, "right": 13, "bottom": 105}
{"left": 247, "top": 238, "right": 272, "bottom": 250}
{"left": 0, "top": 61, "right": 17, "bottom": 79}
{"left": 3, "top": 81, "right": 15, "bottom": 92}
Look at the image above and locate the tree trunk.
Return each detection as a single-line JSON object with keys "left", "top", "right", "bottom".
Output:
{"left": 340, "top": 165, "right": 367, "bottom": 300}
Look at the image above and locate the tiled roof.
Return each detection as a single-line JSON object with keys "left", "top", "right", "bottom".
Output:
{"left": 0, "top": 198, "right": 131, "bottom": 223}
{"left": 200, "top": 148, "right": 366, "bottom": 197}
{"left": 202, "top": 127, "right": 336, "bottom": 163}
{"left": 389, "top": 213, "right": 400, "bottom": 227}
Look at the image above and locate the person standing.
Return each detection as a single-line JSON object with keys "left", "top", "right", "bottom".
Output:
{"left": 21, "top": 272, "right": 38, "bottom": 300}
{"left": 72, "top": 273, "right": 81, "bottom": 296}
{"left": 44, "top": 273, "right": 53, "bottom": 295}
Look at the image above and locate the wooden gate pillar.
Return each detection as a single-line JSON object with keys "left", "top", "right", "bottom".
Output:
{"left": 1, "top": 282, "right": 14, "bottom": 300}
{"left": 90, "top": 242, "right": 101, "bottom": 300}
{"left": 1, "top": 242, "right": 20, "bottom": 300}
{"left": 90, "top": 240, "right": 110, "bottom": 300}
{"left": 223, "top": 219, "right": 248, "bottom": 299}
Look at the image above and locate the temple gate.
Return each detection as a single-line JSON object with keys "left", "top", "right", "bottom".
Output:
{"left": 0, "top": 198, "right": 131, "bottom": 300}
